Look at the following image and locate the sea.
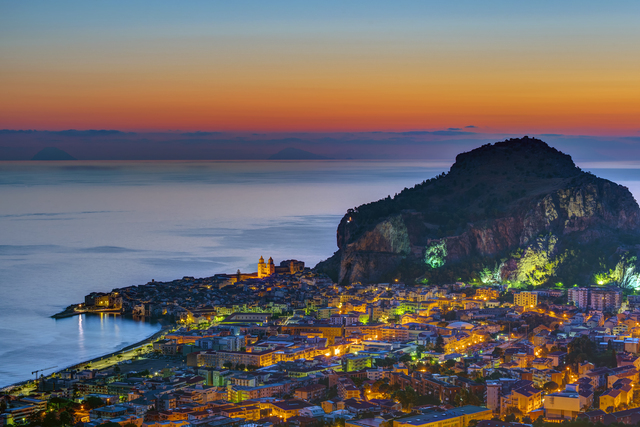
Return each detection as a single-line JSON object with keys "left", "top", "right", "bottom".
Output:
{"left": 1, "top": 160, "right": 639, "bottom": 387}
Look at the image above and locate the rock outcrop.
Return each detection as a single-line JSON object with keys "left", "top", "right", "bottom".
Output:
{"left": 315, "top": 137, "right": 640, "bottom": 285}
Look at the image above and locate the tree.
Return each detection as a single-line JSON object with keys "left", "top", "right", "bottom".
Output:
{"left": 445, "top": 311, "right": 457, "bottom": 321}
{"left": 223, "top": 361, "right": 233, "bottom": 370}
{"left": 543, "top": 381, "right": 559, "bottom": 393}
{"left": 428, "top": 362, "right": 442, "bottom": 374}
{"left": 399, "top": 354, "right": 412, "bottom": 363}
{"left": 506, "top": 407, "right": 523, "bottom": 417}
{"left": 492, "top": 347, "right": 504, "bottom": 358}
{"left": 445, "top": 359, "right": 456, "bottom": 369}
{"left": 533, "top": 416, "right": 545, "bottom": 427}
{"left": 416, "top": 345, "right": 426, "bottom": 358}
{"left": 454, "top": 389, "right": 482, "bottom": 407}
{"left": 48, "top": 397, "right": 71, "bottom": 411}
{"left": 84, "top": 396, "right": 105, "bottom": 409}
{"left": 392, "top": 386, "right": 419, "bottom": 411}
{"left": 376, "top": 357, "right": 395, "bottom": 368}
{"left": 435, "top": 335, "right": 445, "bottom": 353}
{"left": 42, "top": 411, "right": 60, "bottom": 427}
{"left": 59, "top": 411, "right": 74, "bottom": 427}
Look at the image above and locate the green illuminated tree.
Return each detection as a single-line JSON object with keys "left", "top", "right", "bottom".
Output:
{"left": 425, "top": 240, "right": 447, "bottom": 268}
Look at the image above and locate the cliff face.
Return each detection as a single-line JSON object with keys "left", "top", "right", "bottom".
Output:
{"left": 316, "top": 137, "right": 640, "bottom": 285}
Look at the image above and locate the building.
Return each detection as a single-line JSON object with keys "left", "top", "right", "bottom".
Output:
{"left": 258, "top": 257, "right": 305, "bottom": 278}
{"left": 257, "top": 256, "right": 275, "bottom": 278}
{"left": 486, "top": 382, "right": 502, "bottom": 413}
{"left": 591, "top": 287, "right": 622, "bottom": 311}
{"left": 227, "top": 382, "right": 289, "bottom": 402}
{"left": 343, "top": 354, "right": 373, "bottom": 372}
{"left": 337, "top": 377, "right": 361, "bottom": 400}
{"left": 568, "top": 287, "right": 622, "bottom": 311}
{"left": 532, "top": 369, "right": 563, "bottom": 389}
{"left": 209, "top": 349, "right": 276, "bottom": 368}
{"left": 548, "top": 351, "right": 567, "bottom": 368}
{"left": 476, "top": 288, "right": 500, "bottom": 300}
{"left": 294, "top": 384, "right": 327, "bottom": 401}
{"left": 223, "top": 312, "right": 272, "bottom": 324}
{"left": 568, "top": 288, "right": 590, "bottom": 309}
{"left": 500, "top": 380, "right": 542, "bottom": 415}
{"left": 544, "top": 391, "right": 581, "bottom": 420}
{"left": 600, "top": 389, "right": 623, "bottom": 412}
{"left": 196, "top": 335, "right": 245, "bottom": 352}
{"left": 266, "top": 399, "right": 313, "bottom": 421}
{"left": 392, "top": 405, "right": 492, "bottom": 427}
{"left": 514, "top": 292, "right": 538, "bottom": 308}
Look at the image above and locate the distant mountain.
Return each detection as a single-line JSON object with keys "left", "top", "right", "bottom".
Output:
{"left": 31, "top": 147, "right": 76, "bottom": 160}
{"left": 268, "top": 147, "right": 327, "bottom": 160}
{"left": 316, "top": 137, "right": 640, "bottom": 287}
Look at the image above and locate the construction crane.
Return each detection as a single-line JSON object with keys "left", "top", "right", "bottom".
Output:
{"left": 31, "top": 366, "right": 57, "bottom": 389}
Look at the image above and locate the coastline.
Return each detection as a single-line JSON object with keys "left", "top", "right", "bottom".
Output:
{"left": 66, "top": 325, "right": 169, "bottom": 370}
{"left": 1, "top": 323, "right": 170, "bottom": 392}
{"left": 51, "top": 304, "right": 123, "bottom": 319}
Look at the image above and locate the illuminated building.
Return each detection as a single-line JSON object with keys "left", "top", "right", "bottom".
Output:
{"left": 258, "top": 257, "right": 305, "bottom": 278}
{"left": 514, "top": 291, "right": 538, "bottom": 308}
{"left": 475, "top": 288, "right": 499, "bottom": 300}
{"left": 568, "top": 287, "right": 622, "bottom": 310}
{"left": 343, "top": 354, "right": 372, "bottom": 372}
{"left": 393, "top": 406, "right": 492, "bottom": 427}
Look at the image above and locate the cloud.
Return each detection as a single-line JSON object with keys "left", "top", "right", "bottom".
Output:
{"left": 447, "top": 127, "right": 461, "bottom": 131}
{"left": 50, "top": 130, "right": 132, "bottom": 137}
{"left": 0, "top": 129, "right": 38, "bottom": 134}
{"left": 180, "top": 131, "right": 224, "bottom": 137}
{"left": 400, "top": 130, "right": 475, "bottom": 136}
{"left": 465, "top": 125, "right": 477, "bottom": 129}
{"left": 82, "top": 246, "right": 141, "bottom": 254}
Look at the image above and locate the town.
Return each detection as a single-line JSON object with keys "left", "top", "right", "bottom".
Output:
{"left": 3, "top": 257, "right": 640, "bottom": 427}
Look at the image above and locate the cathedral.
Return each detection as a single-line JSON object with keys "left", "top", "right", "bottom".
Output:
{"left": 257, "top": 256, "right": 305, "bottom": 278}
{"left": 257, "top": 256, "right": 275, "bottom": 278}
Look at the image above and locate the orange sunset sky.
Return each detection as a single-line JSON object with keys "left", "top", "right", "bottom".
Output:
{"left": 1, "top": 1, "right": 639, "bottom": 135}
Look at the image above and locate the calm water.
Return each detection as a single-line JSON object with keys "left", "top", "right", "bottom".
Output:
{"left": 0, "top": 160, "right": 448, "bottom": 387}
{"left": 1, "top": 160, "right": 639, "bottom": 387}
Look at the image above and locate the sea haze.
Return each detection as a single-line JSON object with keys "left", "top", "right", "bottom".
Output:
{"left": 0, "top": 160, "right": 444, "bottom": 386}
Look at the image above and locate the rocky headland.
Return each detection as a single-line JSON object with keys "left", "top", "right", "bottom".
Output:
{"left": 315, "top": 137, "right": 640, "bottom": 287}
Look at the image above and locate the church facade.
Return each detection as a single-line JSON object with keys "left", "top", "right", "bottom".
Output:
{"left": 258, "top": 256, "right": 305, "bottom": 278}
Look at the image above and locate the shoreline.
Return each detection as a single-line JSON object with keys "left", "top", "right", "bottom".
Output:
{"left": 51, "top": 304, "right": 124, "bottom": 319}
{"left": 1, "top": 323, "right": 172, "bottom": 392}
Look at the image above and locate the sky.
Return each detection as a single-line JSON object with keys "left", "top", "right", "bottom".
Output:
{"left": 1, "top": 1, "right": 640, "bottom": 159}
